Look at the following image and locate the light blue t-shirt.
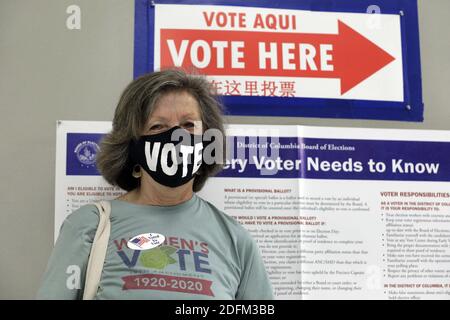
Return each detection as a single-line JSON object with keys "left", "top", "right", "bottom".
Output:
{"left": 37, "top": 194, "right": 273, "bottom": 300}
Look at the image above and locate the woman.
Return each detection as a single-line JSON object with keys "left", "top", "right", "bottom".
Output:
{"left": 37, "top": 69, "right": 273, "bottom": 300}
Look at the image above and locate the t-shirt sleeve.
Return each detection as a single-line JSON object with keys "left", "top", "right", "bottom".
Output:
{"left": 36, "top": 205, "right": 99, "bottom": 300}
{"left": 235, "top": 235, "right": 274, "bottom": 300}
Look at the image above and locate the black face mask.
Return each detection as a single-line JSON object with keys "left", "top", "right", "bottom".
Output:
{"left": 129, "top": 126, "right": 205, "bottom": 188}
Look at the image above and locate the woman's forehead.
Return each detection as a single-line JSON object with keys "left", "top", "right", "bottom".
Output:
{"left": 150, "top": 91, "right": 201, "bottom": 119}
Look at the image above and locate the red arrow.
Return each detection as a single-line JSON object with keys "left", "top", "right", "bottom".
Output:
{"left": 160, "top": 20, "right": 395, "bottom": 95}
{"left": 334, "top": 21, "right": 396, "bottom": 94}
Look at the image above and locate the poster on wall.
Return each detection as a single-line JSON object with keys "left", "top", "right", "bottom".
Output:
{"left": 54, "top": 121, "right": 124, "bottom": 241}
{"left": 134, "top": 0, "right": 423, "bottom": 121}
{"left": 55, "top": 121, "right": 450, "bottom": 299}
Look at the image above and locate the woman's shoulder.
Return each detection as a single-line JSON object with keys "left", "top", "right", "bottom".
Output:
{"left": 63, "top": 203, "right": 100, "bottom": 232}
{"left": 197, "top": 195, "right": 254, "bottom": 242}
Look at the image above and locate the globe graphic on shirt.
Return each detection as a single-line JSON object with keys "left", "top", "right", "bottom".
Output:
{"left": 139, "top": 245, "right": 177, "bottom": 269}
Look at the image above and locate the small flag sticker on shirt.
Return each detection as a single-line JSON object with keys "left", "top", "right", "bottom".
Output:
{"left": 131, "top": 236, "right": 150, "bottom": 247}
{"left": 127, "top": 233, "right": 165, "bottom": 251}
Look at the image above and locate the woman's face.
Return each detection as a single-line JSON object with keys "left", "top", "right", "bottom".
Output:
{"left": 144, "top": 90, "right": 202, "bottom": 136}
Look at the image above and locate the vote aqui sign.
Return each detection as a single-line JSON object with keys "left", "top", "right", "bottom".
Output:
{"left": 134, "top": 0, "right": 423, "bottom": 121}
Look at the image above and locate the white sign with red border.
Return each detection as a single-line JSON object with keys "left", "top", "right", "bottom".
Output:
{"left": 154, "top": 4, "right": 403, "bottom": 102}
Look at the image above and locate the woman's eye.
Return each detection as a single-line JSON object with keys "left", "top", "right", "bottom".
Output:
{"left": 182, "top": 122, "right": 195, "bottom": 129}
{"left": 149, "top": 124, "right": 163, "bottom": 131}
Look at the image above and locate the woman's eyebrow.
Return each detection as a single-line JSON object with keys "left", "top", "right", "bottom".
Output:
{"left": 149, "top": 112, "right": 200, "bottom": 121}
{"left": 180, "top": 112, "right": 201, "bottom": 119}
{"left": 147, "top": 115, "right": 168, "bottom": 122}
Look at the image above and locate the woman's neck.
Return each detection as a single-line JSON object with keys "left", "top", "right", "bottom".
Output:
{"left": 120, "top": 176, "right": 194, "bottom": 206}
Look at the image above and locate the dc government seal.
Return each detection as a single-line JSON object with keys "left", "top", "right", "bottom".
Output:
{"left": 74, "top": 140, "right": 100, "bottom": 168}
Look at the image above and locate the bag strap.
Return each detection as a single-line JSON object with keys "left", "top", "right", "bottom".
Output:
{"left": 83, "top": 201, "right": 111, "bottom": 300}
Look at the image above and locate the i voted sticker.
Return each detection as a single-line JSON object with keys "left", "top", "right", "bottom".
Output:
{"left": 127, "top": 233, "right": 165, "bottom": 251}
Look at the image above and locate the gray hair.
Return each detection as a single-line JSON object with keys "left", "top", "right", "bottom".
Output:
{"left": 96, "top": 68, "right": 226, "bottom": 192}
